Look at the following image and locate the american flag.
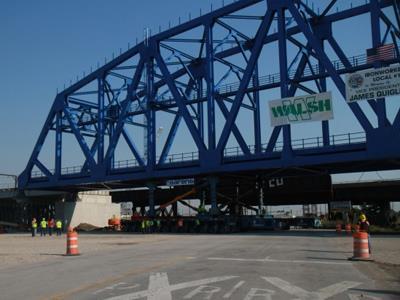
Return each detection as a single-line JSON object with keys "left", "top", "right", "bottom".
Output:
{"left": 366, "top": 44, "right": 396, "bottom": 64}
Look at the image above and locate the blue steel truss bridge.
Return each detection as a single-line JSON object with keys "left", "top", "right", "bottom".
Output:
{"left": 19, "top": 0, "right": 400, "bottom": 200}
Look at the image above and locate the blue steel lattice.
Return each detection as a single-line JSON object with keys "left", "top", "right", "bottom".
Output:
{"left": 19, "top": 0, "right": 400, "bottom": 190}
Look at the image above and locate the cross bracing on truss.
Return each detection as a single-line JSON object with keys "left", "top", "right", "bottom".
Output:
{"left": 19, "top": 0, "right": 400, "bottom": 190}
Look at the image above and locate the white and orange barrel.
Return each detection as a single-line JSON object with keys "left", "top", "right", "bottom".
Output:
{"left": 345, "top": 224, "right": 352, "bottom": 235}
{"left": 335, "top": 223, "right": 342, "bottom": 234}
{"left": 351, "top": 232, "right": 370, "bottom": 260}
{"left": 66, "top": 227, "right": 79, "bottom": 256}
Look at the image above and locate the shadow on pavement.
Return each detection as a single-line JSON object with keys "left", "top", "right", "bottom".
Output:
{"left": 300, "top": 249, "right": 351, "bottom": 253}
{"left": 349, "top": 288, "right": 400, "bottom": 297}
{"left": 306, "top": 256, "right": 350, "bottom": 261}
{"left": 229, "top": 230, "right": 339, "bottom": 237}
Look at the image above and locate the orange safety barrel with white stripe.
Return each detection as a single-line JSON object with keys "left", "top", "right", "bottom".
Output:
{"left": 345, "top": 224, "right": 352, "bottom": 235}
{"left": 66, "top": 227, "right": 79, "bottom": 256}
{"left": 352, "top": 232, "right": 370, "bottom": 259}
{"left": 335, "top": 223, "right": 342, "bottom": 234}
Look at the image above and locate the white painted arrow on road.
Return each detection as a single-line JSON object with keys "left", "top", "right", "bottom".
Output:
{"left": 105, "top": 273, "right": 238, "bottom": 300}
{"left": 263, "top": 277, "right": 361, "bottom": 300}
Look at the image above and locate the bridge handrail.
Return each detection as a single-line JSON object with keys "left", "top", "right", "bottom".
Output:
{"left": 30, "top": 131, "right": 366, "bottom": 178}
{"left": 223, "top": 131, "right": 366, "bottom": 157}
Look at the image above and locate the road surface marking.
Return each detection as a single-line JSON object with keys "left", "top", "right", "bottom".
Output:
{"left": 222, "top": 280, "right": 245, "bottom": 298}
{"left": 93, "top": 282, "right": 140, "bottom": 295}
{"left": 263, "top": 277, "right": 361, "bottom": 300}
{"left": 105, "top": 274, "right": 238, "bottom": 300}
{"left": 207, "top": 257, "right": 352, "bottom": 266}
{"left": 348, "top": 293, "right": 382, "bottom": 299}
{"left": 243, "top": 288, "right": 275, "bottom": 300}
{"left": 183, "top": 285, "right": 221, "bottom": 299}
{"left": 47, "top": 256, "right": 185, "bottom": 299}
{"left": 263, "top": 277, "right": 309, "bottom": 299}
{"left": 148, "top": 273, "right": 172, "bottom": 300}
{"left": 118, "top": 284, "right": 141, "bottom": 291}
{"left": 93, "top": 282, "right": 127, "bottom": 295}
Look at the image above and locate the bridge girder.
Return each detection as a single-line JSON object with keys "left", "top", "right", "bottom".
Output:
{"left": 19, "top": 0, "right": 400, "bottom": 190}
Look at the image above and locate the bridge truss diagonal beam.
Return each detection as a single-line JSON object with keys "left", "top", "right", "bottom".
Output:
{"left": 19, "top": 0, "right": 400, "bottom": 190}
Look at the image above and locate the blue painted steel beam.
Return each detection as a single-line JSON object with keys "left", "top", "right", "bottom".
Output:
{"left": 278, "top": 7, "right": 293, "bottom": 160}
{"left": 19, "top": 0, "right": 400, "bottom": 191}
{"left": 155, "top": 51, "right": 207, "bottom": 155}
{"left": 55, "top": 111, "right": 62, "bottom": 178}
{"left": 122, "top": 130, "right": 145, "bottom": 167}
{"left": 216, "top": 9, "right": 275, "bottom": 158}
{"left": 63, "top": 107, "right": 97, "bottom": 170}
{"left": 205, "top": 23, "right": 216, "bottom": 151}
{"left": 216, "top": 100, "right": 251, "bottom": 156}
{"left": 288, "top": 3, "right": 374, "bottom": 133}
{"left": 103, "top": 58, "right": 145, "bottom": 170}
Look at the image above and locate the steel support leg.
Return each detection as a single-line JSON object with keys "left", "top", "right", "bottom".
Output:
{"left": 172, "top": 202, "right": 178, "bottom": 217}
{"left": 209, "top": 176, "right": 218, "bottom": 216}
{"left": 148, "top": 183, "right": 155, "bottom": 217}
{"left": 259, "top": 180, "right": 265, "bottom": 215}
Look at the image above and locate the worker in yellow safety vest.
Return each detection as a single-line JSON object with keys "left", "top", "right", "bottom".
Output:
{"left": 156, "top": 219, "right": 161, "bottom": 232}
{"left": 40, "top": 218, "right": 47, "bottom": 236}
{"left": 141, "top": 220, "right": 146, "bottom": 234}
{"left": 56, "top": 219, "right": 62, "bottom": 236}
{"left": 198, "top": 204, "right": 206, "bottom": 214}
{"left": 146, "top": 219, "right": 152, "bottom": 234}
{"left": 31, "top": 218, "right": 37, "bottom": 237}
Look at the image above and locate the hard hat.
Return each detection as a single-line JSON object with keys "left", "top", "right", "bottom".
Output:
{"left": 359, "top": 214, "right": 366, "bottom": 221}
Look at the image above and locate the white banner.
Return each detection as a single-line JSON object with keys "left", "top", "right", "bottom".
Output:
{"left": 346, "top": 65, "right": 400, "bottom": 102}
{"left": 269, "top": 92, "right": 333, "bottom": 127}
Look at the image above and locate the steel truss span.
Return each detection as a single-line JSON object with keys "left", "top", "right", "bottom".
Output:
{"left": 19, "top": 0, "right": 400, "bottom": 190}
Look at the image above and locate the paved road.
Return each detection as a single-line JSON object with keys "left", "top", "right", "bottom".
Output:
{"left": 0, "top": 231, "right": 399, "bottom": 299}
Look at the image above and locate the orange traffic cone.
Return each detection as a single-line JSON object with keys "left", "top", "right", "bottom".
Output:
{"left": 66, "top": 227, "right": 79, "bottom": 256}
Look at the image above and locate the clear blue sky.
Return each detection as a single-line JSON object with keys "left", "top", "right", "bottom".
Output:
{"left": 0, "top": 0, "right": 399, "bottom": 183}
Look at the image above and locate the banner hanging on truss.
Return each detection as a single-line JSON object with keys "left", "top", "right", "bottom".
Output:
{"left": 269, "top": 92, "right": 333, "bottom": 127}
{"left": 346, "top": 65, "right": 400, "bottom": 102}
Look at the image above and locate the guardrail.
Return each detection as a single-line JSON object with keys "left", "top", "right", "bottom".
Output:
{"left": 223, "top": 131, "right": 366, "bottom": 157}
{"left": 31, "top": 131, "right": 366, "bottom": 178}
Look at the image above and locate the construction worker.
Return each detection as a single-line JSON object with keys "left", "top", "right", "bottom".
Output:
{"left": 31, "top": 218, "right": 37, "bottom": 237}
{"left": 198, "top": 204, "right": 206, "bottom": 214}
{"left": 358, "top": 213, "right": 371, "bottom": 253}
{"left": 48, "top": 218, "right": 55, "bottom": 236}
{"left": 195, "top": 218, "right": 200, "bottom": 233}
{"left": 156, "top": 219, "right": 161, "bottom": 233}
{"left": 56, "top": 219, "right": 62, "bottom": 236}
{"left": 141, "top": 219, "right": 146, "bottom": 234}
{"left": 40, "top": 218, "right": 47, "bottom": 236}
{"left": 146, "top": 219, "right": 152, "bottom": 233}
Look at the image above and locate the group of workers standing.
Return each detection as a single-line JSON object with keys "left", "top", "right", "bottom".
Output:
{"left": 140, "top": 219, "right": 161, "bottom": 233}
{"left": 31, "top": 218, "right": 63, "bottom": 237}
